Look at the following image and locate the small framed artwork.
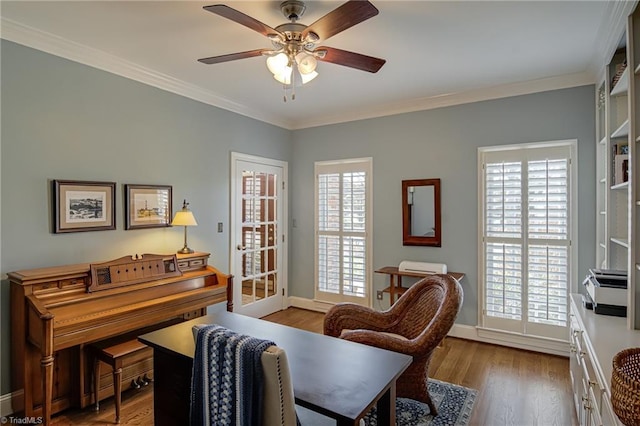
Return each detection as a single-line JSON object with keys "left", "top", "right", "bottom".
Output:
{"left": 53, "top": 180, "right": 116, "bottom": 233}
{"left": 124, "top": 184, "right": 172, "bottom": 230}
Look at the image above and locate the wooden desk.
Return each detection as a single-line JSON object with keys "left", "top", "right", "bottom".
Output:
{"left": 139, "top": 311, "right": 412, "bottom": 426}
{"left": 375, "top": 266, "right": 465, "bottom": 304}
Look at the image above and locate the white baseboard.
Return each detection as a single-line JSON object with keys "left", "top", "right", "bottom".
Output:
{"left": 287, "top": 296, "right": 333, "bottom": 313}
{"left": 287, "top": 296, "right": 570, "bottom": 357}
{"left": 449, "top": 324, "right": 569, "bottom": 357}
{"left": 0, "top": 390, "right": 19, "bottom": 416}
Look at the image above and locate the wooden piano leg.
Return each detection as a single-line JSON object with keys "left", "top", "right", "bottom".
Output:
{"left": 40, "top": 312, "right": 54, "bottom": 426}
{"left": 94, "top": 356, "right": 101, "bottom": 411}
{"left": 41, "top": 354, "right": 54, "bottom": 426}
{"left": 113, "top": 367, "right": 122, "bottom": 424}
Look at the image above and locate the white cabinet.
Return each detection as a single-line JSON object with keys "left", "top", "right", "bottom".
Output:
{"left": 570, "top": 295, "right": 640, "bottom": 426}
{"left": 570, "top": 309, "right": 608, "bottom": 425}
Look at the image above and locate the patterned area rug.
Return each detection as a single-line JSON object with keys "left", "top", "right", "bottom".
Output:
{"left": 363, "top": 379, "right": 477, "bottom": 426}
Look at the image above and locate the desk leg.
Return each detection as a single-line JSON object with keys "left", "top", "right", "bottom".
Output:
{"left": 152, "top": 349, "right": 192, "bottom": 426}
{"left": 389, "top": 275, "right": 396, "bottom": 305}
{"left": 376, "top": 383, "right": 397, "bottom": 426}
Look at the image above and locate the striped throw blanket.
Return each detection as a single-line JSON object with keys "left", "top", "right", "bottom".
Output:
{"left": 190, "top": 324, "right": 276, "bottom": 426}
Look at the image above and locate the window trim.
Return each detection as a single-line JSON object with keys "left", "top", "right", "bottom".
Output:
{"left": 477, "top": 139, "right": 578, "bottom": 339}
{"left": 314, "top": 157, "right": 373, "bottom": 306}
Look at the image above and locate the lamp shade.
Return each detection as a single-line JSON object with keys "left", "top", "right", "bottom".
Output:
{"left": 172, "top": 200, "right": 197, "bottom": 226}
{"left": 171, "top": 210, "right": 197, "bottom": 227}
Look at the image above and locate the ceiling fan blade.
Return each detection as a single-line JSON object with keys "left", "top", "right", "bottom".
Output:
{"left": 198, "top": 49, "right": 267, "bottom": 65}
{"left": 302, "top": 0, "right": 379, "bottom": 42}
{"left": 203, "top": 5, "right": 282, "bottom": 38}
{"left": 315, "top": 47, "right": 385, "bottom": 73}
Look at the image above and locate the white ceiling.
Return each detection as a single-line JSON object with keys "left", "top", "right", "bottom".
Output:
{"left": 0, "top": 1, "right": 634, "bottom": 129}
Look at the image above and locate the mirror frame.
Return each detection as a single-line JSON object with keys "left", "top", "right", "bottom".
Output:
{"left": 402, "top": 178, "right": 441, "bottom": 247}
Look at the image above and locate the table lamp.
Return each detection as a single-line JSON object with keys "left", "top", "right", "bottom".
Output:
{"left": 171, "top": 199, "right": 198, "bottom": 254}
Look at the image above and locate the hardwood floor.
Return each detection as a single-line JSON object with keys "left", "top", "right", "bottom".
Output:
{"left": 50, "top": 307, "right": 577, "bottom": 425}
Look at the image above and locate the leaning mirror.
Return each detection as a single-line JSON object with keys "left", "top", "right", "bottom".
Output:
{"left": 402, "top": 178, "right": 441, "bottom": 247}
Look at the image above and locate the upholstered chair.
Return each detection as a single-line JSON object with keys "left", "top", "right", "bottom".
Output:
{"left": 191, "top": 325, "right": 298, "bottom": 426}
{"left": 260, "top": 346, "right": 298, "bottom": 426}
{"left": 324, "top": 274, "right": 463, "bottom": 416}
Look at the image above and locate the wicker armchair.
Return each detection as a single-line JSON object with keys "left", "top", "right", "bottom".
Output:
{"left": 324, "top": 274, "right": 463, "bottom": 415}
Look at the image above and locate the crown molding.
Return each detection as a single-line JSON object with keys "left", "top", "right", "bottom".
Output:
{"left": 0, "top": 15, "right": 603, "bottom": 131}
{"left": 0, "top": 17, "right": 294, "bottom": 130}
{"left": 292, "top": 72, "right": 596, "bottom": 130}
{"left": 588, "top": 0, "right": 638, "bottom": 81}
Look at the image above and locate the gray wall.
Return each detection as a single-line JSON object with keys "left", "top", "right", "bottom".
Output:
{"left": 0, "top": 40, "right": 292, "bottom": 395}
{"left": 289, "top": 85, "right": 596, "bottom": 327}
{"left": 1, "top": 40, "right": 596, "bottom": 398}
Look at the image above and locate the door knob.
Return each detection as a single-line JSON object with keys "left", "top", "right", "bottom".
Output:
{"left": 237, "top": 245, "right": 246, "bottom": 251}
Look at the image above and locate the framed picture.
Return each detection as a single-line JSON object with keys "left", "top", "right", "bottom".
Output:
{"left": 124, "top": 184, "right": 172, "bottom": 230}
{"left": 53, "top": 180, "right": 116, "bottom": 233}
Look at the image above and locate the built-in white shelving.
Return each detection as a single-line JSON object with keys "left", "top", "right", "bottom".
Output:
{"left": 611, "top": 181, "right": 630, "bottom": 190}
{"left": 611, "top": 237, "right": 630, "bottom": 248}
{"left": 611, "top": 66, "right": 630, "bottom": 96}
{"left": 612, "top": 119, "right": 630, "bottom": 138}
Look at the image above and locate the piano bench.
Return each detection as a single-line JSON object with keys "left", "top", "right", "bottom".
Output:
{"left": 91, "top": 339, "right": 150, "bottom": 424}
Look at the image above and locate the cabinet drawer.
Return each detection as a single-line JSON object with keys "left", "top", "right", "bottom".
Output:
{"left": 581, "top": 349, "right": 603, "bottom": 409}
{"left": 190, "top": 259, "right": 204, "bottom": 267}
{"left": 589, "top": 386, "right": 604, "bottom": 426}
{"left": 177, "top": 257, "right": 207, "bottom": 271}
{"left": 60, "top": 277, "right": 86, "bottom": 289}
{"left": 33, "top": 281, "right": 59, "bottom": 294}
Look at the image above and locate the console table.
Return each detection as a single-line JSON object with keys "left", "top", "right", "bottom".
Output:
{"left": 375, "top": 266, "right": 465, "bottom": 304}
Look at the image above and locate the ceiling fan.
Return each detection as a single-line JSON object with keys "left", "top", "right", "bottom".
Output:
{"left": 198, "top": 0, "right": 386, "bottom": 100}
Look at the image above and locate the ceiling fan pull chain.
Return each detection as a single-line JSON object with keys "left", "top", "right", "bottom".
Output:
{"left": 291, "top": 71, "right": 296, "bottom": 101}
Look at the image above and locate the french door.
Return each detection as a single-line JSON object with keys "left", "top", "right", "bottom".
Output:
{"left": 231, "top": 153, "right": 287, "bottom": 317}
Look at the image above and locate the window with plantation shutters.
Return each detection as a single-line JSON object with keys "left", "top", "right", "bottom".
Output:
{"left": 480, "top": 142, "right": 575, "bottom": 340}
{"left": 315, "top": 158, "right": 372, "bottom": 305}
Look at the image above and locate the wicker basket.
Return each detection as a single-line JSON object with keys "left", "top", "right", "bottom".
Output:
{"left": 612, "top": 348, "right": 640, "bottom": 426}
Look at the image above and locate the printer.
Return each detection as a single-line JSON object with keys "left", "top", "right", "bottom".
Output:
{"left": 582, "top": 269, "right": 627, "bottom": 317}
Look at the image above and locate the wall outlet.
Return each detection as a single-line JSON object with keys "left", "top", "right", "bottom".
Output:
{"left": 376, "top": 290, "right": 383, "bottom": 300}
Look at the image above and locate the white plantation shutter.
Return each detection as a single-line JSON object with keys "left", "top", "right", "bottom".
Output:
{"left": 481, "top": 143, "right": 573, "bottom": 339}
{"left": 527, "top": 159, "right": 569, "bottom": 327}
{"left": 315, "top": 159, "right": 372, "bottom": 304}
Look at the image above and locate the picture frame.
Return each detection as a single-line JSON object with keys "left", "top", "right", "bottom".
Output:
{"left": 124, "top": 184, "right": 172, "bottom": 230}
{"left": 53, "top": 180, "right": 116, "bottom": 233}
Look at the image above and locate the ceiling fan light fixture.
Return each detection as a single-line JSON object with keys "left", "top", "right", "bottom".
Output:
{"left": 266, "top": 52, "right": 290, "bottom": 75}
{"left": 300, "top": 70, "right": 318, "bottom": 84}
{"left": 199, "top": 0, "right": 386, "bottom": 101}
{"left": 273, "top": 66, "right": 293, "bottom": 85}
{"left": 306, "top": 31, "right": 320, "bottom": 44}
{"left": 295, "top": 52, "right": 317, "bottom": 74}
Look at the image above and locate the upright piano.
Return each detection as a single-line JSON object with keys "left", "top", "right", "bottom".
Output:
{"left": 9, "top": 251, "right": 232, "bottom": 425}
